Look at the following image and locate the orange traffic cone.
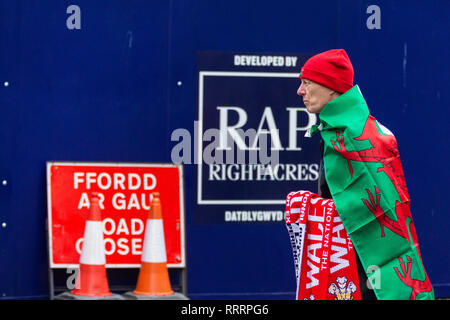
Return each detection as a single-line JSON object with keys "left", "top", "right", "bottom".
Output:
{"left": 71, "top": 192, "right": 112, "bottom": 297}
{"left": 133, "top": 192, "right": 174, "bottom": 296}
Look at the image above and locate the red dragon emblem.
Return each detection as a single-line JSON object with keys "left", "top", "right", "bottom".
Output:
{"left": 330, "top": 115, "right": 432, "bottom": 299}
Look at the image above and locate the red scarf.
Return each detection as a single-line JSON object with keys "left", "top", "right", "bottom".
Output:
{"left": 285, "top": 191, "right": 362, "bottom": 300}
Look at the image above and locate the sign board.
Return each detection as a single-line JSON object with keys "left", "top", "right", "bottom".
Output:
{"left": 195, "top": 51, "right": 320, "bottom": 223}
{"left": 46, "top": 162, "right": 185, "bottom": 268}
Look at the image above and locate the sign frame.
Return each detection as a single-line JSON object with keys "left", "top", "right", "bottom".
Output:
{"left": 46, "top": 161, "right": 186, "bottom": 269}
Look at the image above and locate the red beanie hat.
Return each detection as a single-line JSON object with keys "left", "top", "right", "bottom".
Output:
{"left": 299, "top": 49, "right": 354, "bottom": 93}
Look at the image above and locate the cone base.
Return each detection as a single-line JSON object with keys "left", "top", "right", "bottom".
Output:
{"left": 122, "top": 291, "right": 188, "bottom": 300}
{"left": 133, "top": 262, "right": 173, "bottom": 296}
{"left": 55, "top": 292, "right": 123, "bottom": 300}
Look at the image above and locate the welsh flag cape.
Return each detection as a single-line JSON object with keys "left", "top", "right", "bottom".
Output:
{"left": 307, "top": 85, "right": 434, "bottom": 300}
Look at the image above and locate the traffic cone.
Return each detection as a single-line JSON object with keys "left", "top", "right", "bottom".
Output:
{"left": 133, "top": 192, "right": 174, "bottom": 296}
{"left": 71, "top": 192, "right": 112, "bottom": 297}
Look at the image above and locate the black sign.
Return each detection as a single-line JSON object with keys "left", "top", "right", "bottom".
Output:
{"left": 195, "top": 51, "right": 320, "bottom": 223}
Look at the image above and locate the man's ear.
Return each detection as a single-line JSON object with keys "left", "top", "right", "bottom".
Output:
{"left": 330, "top": 91, "right": 341, "bottom": 97}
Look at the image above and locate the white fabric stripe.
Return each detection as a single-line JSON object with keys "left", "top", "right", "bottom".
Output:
{"left": 141, "top": 219, "right": 167, "bottom": 263}
{"left": 80, "top": 221, "right": 106, "bottom": 265}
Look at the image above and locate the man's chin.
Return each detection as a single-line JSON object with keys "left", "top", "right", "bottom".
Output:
{"left": 305, "top": 105, "right": 316, "bottom": 114}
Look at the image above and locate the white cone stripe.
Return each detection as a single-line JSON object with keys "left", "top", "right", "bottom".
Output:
{"left": 141, "top": 219, "right": 167, "bottom": 263}
{"left": 80, "top": 221, "right": 106, "bottom": 265}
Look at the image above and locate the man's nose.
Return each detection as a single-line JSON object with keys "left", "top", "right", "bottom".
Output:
{"left": 297, "top": 83, "right": 305, "bottom": 96}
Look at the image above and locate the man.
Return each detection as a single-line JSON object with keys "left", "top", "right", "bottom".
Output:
{"left": 296, "top": 49, "right": 434, "bottom": 300}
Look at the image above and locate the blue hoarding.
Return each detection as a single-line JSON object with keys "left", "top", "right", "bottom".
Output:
{"left": 0, "top": 0, "right": 449, "bottom": 299}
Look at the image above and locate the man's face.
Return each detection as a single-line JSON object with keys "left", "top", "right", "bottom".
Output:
{"left": 297, "top": 78, "right": 337, "bottom": 114}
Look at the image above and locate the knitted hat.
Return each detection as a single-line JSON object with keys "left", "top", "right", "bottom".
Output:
{"left": 299, "top": 49, "right": 354, "bottom": 93}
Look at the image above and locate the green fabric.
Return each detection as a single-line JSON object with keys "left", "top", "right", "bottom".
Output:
{"left": 311, "top": 85, "right": 434, "bottom": 300}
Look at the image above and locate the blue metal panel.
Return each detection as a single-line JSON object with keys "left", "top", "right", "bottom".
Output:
{"left": 0, "top": 0, "right": 449, "bottom": 299}
{"left": 0, "top": 0, "right": 171, "bottom": 298}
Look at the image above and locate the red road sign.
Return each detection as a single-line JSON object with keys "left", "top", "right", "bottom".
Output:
{"left": 46, "top": 162, "right": 185, "bottom": 268}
